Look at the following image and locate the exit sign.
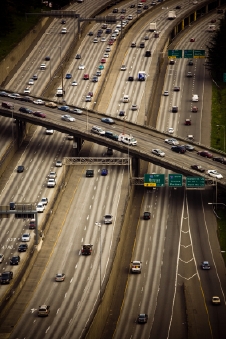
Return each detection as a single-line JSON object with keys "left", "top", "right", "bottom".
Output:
{"left": 168, "top": 174, "right": 183, "bottom": 187}
{"left": 144, "top": 174, "right": 165, "bottom": 187}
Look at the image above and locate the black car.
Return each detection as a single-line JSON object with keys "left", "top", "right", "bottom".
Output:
{"left": 1, "top": 271, "right": 13, "bottom": 284}
{"left": 172, "top": 106, "right": 178, "bottom": 113}
{"left": 128, "top": 76, "right": 134, "bottom": 81}
{"left": 45, "top": 56, "right": 50, "bottom": 61}
{"left": 191, "top": 165, "right": 205, "bottom": 173}
{"left": 0, "top": 91, "right": 9, "bottom": 97}
{"left": 171, "top": 145, "right": 186, "bottom": 154}
{"left": 20, "top": 96, "right": 33, "bottom": 102}
{"left": 213, "top": 157, "right": 226, "bottom": 164}
{"left": 143, "top": 212, "right": 151, "bottom": 220}
{"left": 17, "top": 165, "right": 24, "bottom": 173}
{"left": 137, "top": 313, "right": 148, "bottom": 323}
{"left": 86, "top": 169, "right": 94, "bottom": 177}
{"left": 19, "top": 107, "right": 33, "bottom": 114}
{"left": 75, "top": 54, "right": 81, "bottom": 59}
{"left": 18, "top": 244, "right": 28, "bottom": 252}
{"left": 10, "top": 255, "right": 20, "bottom": 265}
{"left": 61, "top": 19, "right": 66, "bottom": 24}
{"left": 188, "top": 60, "right": 193, "bottom": 66}
{"left": 175, "top": 5, "right": 181, "bottom": 9}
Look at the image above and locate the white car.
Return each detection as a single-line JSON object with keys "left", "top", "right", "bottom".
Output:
{"left": 78, "top": 64, "right": 85, "bottom": 70}
{"left": 33, "top": 99, "right": 45, "bottom": 105}
{"left": 36, "top": 202, "right": 45, "bottom": 213}
{"left": 121, "top": 65, "right": 127, "bottom": 71}
{"left": 207, "top": 170, "right": 223, "bottom": 179}
{"left": 55, "top": 160, "right": 62, "bottom": 167}
{"left": 152, "top": 149, "right": 165, "bottom": 157}
{"left": 40, "top": 197, "right": 48, "bottom": 205}
{"left": 48, "top": 171, "right": 57, "bottom": 179}
{"left": 91, "top": 126, "right": 105, "bottom": 135}
{"left": 163, "top": 91, "right": 169, "bottom": 96}
{"left": 165, "top": 138, "right": 179, "bottom": 145}
{"left": 168, "top": 127, "right": 174, "bottom": 134}
{"left": 101, "top": 37, "right": 106, "bottom": 42}
{"left": 28, "top": 79, "right": 34, "bottom": 85}
{"left": 61, "top": 115, "right": 75, "bottom": 122}
{"left": 24, "top": 88, "right": 30, "bottom": 94}
{"left": 47, "top": 178, "right": 56, "bottom": 187}
{"left": 71, "top": 80, "right": 78, "bottom": 86}
{"left": 103, "top": 53, "right": 109, "bottom": 58}
{"left": 46, "top": 129, "right": 54, "bottom": 135}
{"left": 21, "top": 233, "right": 30, "bottom": 242}
{"left": 131, "top": 104, "right": 138, "bottom": 111}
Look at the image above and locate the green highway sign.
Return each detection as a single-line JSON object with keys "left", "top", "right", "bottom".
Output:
{"left": 168, "top": 174, "right": 183, "bottom": 187}
{"left": 168, "top": 50, "right": 182, "bottom": 58}
{"left": 194, "top": 50, "right": 205, "bottom": 58}
{"left": 184, "top": 50, "right": 194, "bottom": 58}
{"left": 144, "top": 174, "right": 165, "bottom": 187}
{"left": 186, "top": 177, "right": 205, "bottom": 188}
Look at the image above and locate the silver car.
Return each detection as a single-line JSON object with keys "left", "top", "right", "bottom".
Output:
{"left": 104, "top": 214, "right": 113, "bottom": 224}
{"left": 152, "top": 149, "right": 165, "bottom": 157}
{"left": 61, "top": 115, "right": 75, "bottom": 122}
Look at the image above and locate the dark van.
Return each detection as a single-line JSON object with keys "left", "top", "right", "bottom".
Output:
{"left": 2, "top": 102, "right": 14, "bottom": 109}
{"left": 105, "top": 131, "right": 118, "bottom": 141}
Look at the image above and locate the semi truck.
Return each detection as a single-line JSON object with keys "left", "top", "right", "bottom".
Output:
{"left": 168, "top": 10, "right": 176, "bottom": 19}
{"left": 138, "top": 71, "right": 146, "bottom": 81}
{"left": 149, "top": 22, "right": 157, "bottom": 31}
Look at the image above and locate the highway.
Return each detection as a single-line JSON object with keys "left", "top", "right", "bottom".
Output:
{"left": 0, "top": 0, "right": 223, "bottom": 336}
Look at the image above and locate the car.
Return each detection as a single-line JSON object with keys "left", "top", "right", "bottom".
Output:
{"left": 213, "top": 157, "right": 226, "bottom": 164}
{"left": 71, "top": 80, "right": 78, "bottom": 86}
{"left": 152, "top": 149, "right": 165, "bottom": 157}
{"left": 1, "top": 271, "right": 13, "bottom": 284}
{"left": 176, "top": 5, "right": 181, "bottom": 9}
{"left": 191, "top": 106, "right": 198, "bottom": 112}
{"left": 78, "top": 64, "right": 85, "bottom": 70}
{"left": 55, "top": 273, "right": 66, "bottom": 282}
{"left": 128, "top": 76, "right": 134, "bottom": 81}
{"left": 71, "top": 108, "right": 83, "bottom": 115}
{"left": 33, "top": 111, "right": 46, "bottom": 118}
{"left": 24, "top": 88, "right": 30, "bottom": 94}
{"left": 165, "top": 138, "right": 179, "bottom": 145}
{"left": 101, "top": 117, "right": 115, "bottom": 125}
{"left": 47, "top": 178, "right": 56, "bottom": 187}
{"left": 131, "top": 104, "right": 138, "bottom": 111}
{"left": 18, "top": 244, "right": 28, "bottom": 252}
{"left": 130, "top": 4, "right": 135, "bottom": 8}
{"left": 38, "top": 305, "right": 50, "bottom": 317}
{"left": 88, "top": 31, "right": 93, "bottom": 36}
{"left": 56, "top": 160, "right": 62, "bottom": 167}
{"left": 171, "top": 145, "right": 186, "bottom": 154}
{"left": 45, "top": 101, "right": 57, "bottom": 108}
{"left": 98, "top": 64, "right": 104, "bottom": 70}
{"left": 185, "top": 119, "right": 191, "bottom": 125}
{"left": 0, "top": 254, "right": 4, "bottom": 263}
{"left": 92, "top": 76, "right": 98, "bottom": 82}
{"left": 29, "top": 219, "right": 36, "bottom": 229}
{"left": 103, "top": 53, "right": 109, "bottom": 58}
{"left": 91, "top": 126, "right": 105, "bottom": 135}
{"left": 104, "top": 214, "right": 113, "bottom": 224}
{"left": 41, "top": 197, "right": 48, "bottom": 205}
{"left": 21, "top": 96, "right": 33, "bottom": 103}
{"left": 197, "top": 150, "right": 213, "bottom": 158}
{"left": 93, "top": 37, "right": 98, "bottom": 43}
{"left": 108, "top": 39, "right": 114, "bottom": 45}
{"left": 190, "top": 38, "right": 195, "bottom": 42}
{"left": 188, "top": 60, "right": 193, "bottom": 65}
{"left": 131, "top": 42, "right": 136, "bottom": 47}
{"left": 143, "top": 4, "right": 149, "bottom": 9}
{"left": 172, "top": 106, "right": 178, "bottom": 113}
{"left": 207, "top": 170, "right": 223, "bottom": 179}
{"left": 144, "top": 35, "right": 149, "bottom": 40}
{"left": 169, "top": 59, "right": 175, "bottom": 65}
{"left": 81, "top": 244, "right": 93, "bottom": 255}
{"left": 168, "top": 127, "right": 174, "bottom": 134}
{"left": 143, "top": 212, "right": 151, "bottom": 220}
{"left": 8, "top": 92, "right": 21, "bottom": 99}
{"left": 45, "top": 56, "right": 50, "bottom": 61}
{"left": 86, "top": 169, "right": 94, "bottom": 177}
{"left": 106, "top": 47, "right": 111, "bottom": 52}
{"left": 33, "top": 99, "right": 45, "bottom": 105}
{"left": 40, "top": 63, "right": 46, "bottom": 70}
{"left": 48, "top": 171, "right": 57, "bottom": 179}
{"left": 212, "top": 296, "right": 221, "bottom": 305}
{"left": 36, "top": 202, "right": 45, "bottom": 212}
{"left": 131, "top": 260, "right": 142, "bottom": 273}
{"left": 121, "top": 65, "right": 126, "bottom": 71}
{"left": 191, "top": 165, "right": 205, "bottom": 173}
{"left": 201, "top": 261, "right": 210, "bottom": 270}
{"left": 65, "top": 73, "right": 72, "bottom": 79}
{"left": 28, "top": 79, "right": 34, "bottom": 85}
{"left": 46, "top": 129, "right": 54, "bottom": 135}
{"left": 174, "top": 86, "right": 180, "bottom": 91}
{"left": 61, "top": 27, "right": 67, "bottom": 34}
{"left": 163, "top": 91, "right": 169, "bottom": 96}
{"left": 119, "top": 110, "right": 125, "bottom": 116}
{"left": 101, "top": 168, "right": 108, "bottom": 176}
{"left": 87, "top": 91, "right": 93, "bottom": 97}
{"left": 84, "top": 73, "right": 89, "bottom": 80}
{"left": 86, "top": 95, "right": 92, "bottom": 102}
{"left": 183, "top": 144, "right": 195, "bottom": 151}
{"left": 187, "top": 72, "right": 193, "bottom": 77}
{"left": 211, "top": 19, "right": 216, "bottom": 23}
{"left": 21, "top": 233, "right": 30, "bottom": 242}
{"left": 61, "top": 19, "right": 66, "bottom": 24}
{"left": 137, "top": 314, "right": 148, "bottom": 323}
{"left": 58, "top": 105, "right": 69, "bottom": 111}
{"left": 0, "top": 91, "right": 9, "bottom": 97}
{"left": 106, "top": 147, "right": 113, "bottom": 156}
{"left": 17, "top": 165, "right": 24, "bottom": 173}
{"left": 32, "top": 74, "right": 38, "bottom": 80}
{"left": 61, "top": 115, "right": 75, "bottom": 122}
{"left": 101, "top": 37, "right": 106, "bottom": 42}
{"left": 10, "top": 255, "right": 20, "bottom": 265}
{"left": 140, "top": 42, "right": 145, "bottom": 48}
{"left": 96, "top": 70, "right": 102, "bottom": 76}
{"left": 75, "top": 54, "right": 81, "bottom": 59}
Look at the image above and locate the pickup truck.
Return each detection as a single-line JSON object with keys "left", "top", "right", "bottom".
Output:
{"left": 38, "top": 305, "right": 50, "bottom": 317}
{"left": 131, "top": 261, "right": 142, "bottom": 273}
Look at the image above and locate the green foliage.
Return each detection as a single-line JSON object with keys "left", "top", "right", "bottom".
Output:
{"left": 211, "top": 83, "right": 226, "bottom": 151}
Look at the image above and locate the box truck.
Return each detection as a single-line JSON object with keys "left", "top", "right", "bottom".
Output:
{"left": 168, "top": 11, "right": 176, "bottom": 19}
{"left": 149, "top": 22, "right": 157, "bottom": 31}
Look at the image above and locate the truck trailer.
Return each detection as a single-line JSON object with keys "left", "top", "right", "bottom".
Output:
{"left": 149, "top": 22, "right": 157, "bottom": 31}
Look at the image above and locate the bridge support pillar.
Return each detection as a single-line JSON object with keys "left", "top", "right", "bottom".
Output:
{"left": 132, "top": 157, "right": 140, "bottom": 177}
{"left": 73, "top": 137, "right": 83, "bottom": 156}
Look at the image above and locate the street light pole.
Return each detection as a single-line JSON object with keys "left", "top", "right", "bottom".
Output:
{"left": 95, "top": 222, "right": 102, "bottom": 303}
{"left": 216, "top": 125, "right": 225, "bottom": 152}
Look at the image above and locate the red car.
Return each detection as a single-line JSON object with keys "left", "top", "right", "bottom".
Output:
{"left": 190, "top": 38, "right": 195, "bottom": 42}
{"left": 88, "top": 91, "right": 93, "bottom": 97}
{"left": 33, "top": 111, "right": 46, "bottom": 118}
{"left": 108, "top": 40, "right": 114, "bottom": 45}
{"left": 101, "top": 58, "right": 106, "bottom": 63}
{"left": 197, "top": 150, "right": 213, "bottom": 158}
{"left": 192, "top": 106, "right": 198, "bottom": 112}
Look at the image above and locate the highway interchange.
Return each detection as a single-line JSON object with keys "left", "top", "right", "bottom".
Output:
{"left": 0, "top": 0, "right": 226, "bottom": 339}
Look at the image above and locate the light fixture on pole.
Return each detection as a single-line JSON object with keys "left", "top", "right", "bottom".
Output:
{"left": 95, "top": 222, "right": 102, "bottom": 303}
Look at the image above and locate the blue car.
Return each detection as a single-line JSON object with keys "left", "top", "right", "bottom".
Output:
{"left": 65, "top": 73, "right": 72, "bottom": 79}
{"left": 101, "top": 169, "right": 108, "bottom": 176}
{"left": 58, "top": 106, "right": 69, "bottom": 111}
{"left": 101, "top": 117, "right": 115, "bottom": 125}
